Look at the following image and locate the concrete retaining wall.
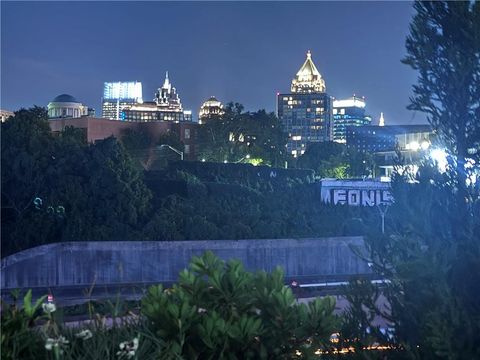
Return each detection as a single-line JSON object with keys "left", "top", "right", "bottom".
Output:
{"left": 1, "top": 237, "right": 369, "bottom": 289}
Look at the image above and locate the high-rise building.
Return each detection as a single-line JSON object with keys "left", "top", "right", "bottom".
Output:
{"left": 102, "top": 81, "right": 143, "bottom": 120}
{"left": 48, "top": 94, "right": 89, "bottom": 119}
{"left": 121, "top": 73, "right": 192, "bottom": 122}
{"left": 332, "top": 96, "right": 372, "bottom": 143}
{"left": 277, "top": 51, "right": 333, "bottom": 157}
{"left": 198, "top": 96, "right": 224, "bottom": 124}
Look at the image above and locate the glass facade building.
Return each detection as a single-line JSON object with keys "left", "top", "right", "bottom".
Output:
{"left": 332, "top": 96, "right": 371, "bottom": 143}
{"left": 102, "top": 81, "right": 143, "bottom": 120}
{"left": 277, "top": 51, "right": 333, "bottom": 157}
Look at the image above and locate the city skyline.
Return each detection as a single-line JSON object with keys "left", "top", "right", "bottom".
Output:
{"left": 2, "top": 1, "right": 427, "bottom": 124}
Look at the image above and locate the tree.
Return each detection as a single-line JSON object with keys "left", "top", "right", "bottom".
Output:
{"left": 297, "top": 142, "right": 374, "bottom": 178}
{"left": 1, "top": 107, "right": 59, "bottom": 253}
{"left": 350, "top": 2, "right": 480, "bottom": 358}
{"left": 1, "top": 108, "right": 152, "bottom": 255}
{"left": 402, "top": 0, "right": 480, "bottom": 203}
{"left": 197, "top": 103, "right": 288, "bottom": 167}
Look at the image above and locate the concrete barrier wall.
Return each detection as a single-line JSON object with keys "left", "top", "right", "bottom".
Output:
{"left": 1, "top": 237, "right": 369, "bottom": 289}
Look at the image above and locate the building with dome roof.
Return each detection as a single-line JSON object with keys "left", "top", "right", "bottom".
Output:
{"left": 48, "top": 94, "right": 90, "bottom": 119}
{"left": 198, "top": 96, "right": 224, "bottom": 124}
{"left": 277, "top": 51, "right": 333, "bottom": 157}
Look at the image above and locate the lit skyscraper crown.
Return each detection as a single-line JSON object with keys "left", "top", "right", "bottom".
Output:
{"left": 291, "top": 50, "right": 326, "bottom": 93}
{"left": 155, "top": 71, "right": 183, "bottom": 111}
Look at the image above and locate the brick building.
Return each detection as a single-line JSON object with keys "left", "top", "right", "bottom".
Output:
{"left": 49, "top": 117, "right": 198, "bottom": 160}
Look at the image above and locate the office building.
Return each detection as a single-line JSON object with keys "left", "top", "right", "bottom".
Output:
{"left": 346, "top": 124, "right": 432, "bottom": 153}
{"left": 277, "top": 51, "right": 333, "bottom": 157}
{"left": 102, "top": 81, "right": 143, "bottom": 120}
{"left": 199, "top": 96, "right": 224, "bottom": 124}
{"left": 121, "top": 73, "right": 192, "bottom": 122}
{"left": 346, "top": 124, "right": 433, "bottom": 178}
{"left": 48, "top": 94, "right": 89, "bottom": 119}
{"left": 332, "top": 96, "right": 371, "bottom": 143}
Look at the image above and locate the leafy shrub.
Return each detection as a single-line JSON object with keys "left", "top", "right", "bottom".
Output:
{"left": 141, "top": 251, "right": 338, "bottom": 359}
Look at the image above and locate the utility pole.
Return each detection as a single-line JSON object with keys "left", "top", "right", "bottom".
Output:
{"left": 377, "top": 203, "right": 390, "bottom": 234}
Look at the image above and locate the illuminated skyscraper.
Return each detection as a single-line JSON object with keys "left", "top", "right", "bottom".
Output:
{"left": 121, "top": 73, "right": 192, "bottom": 122}
{"left": 102, "top": 81, "right": 143, "bottom": 120}
{"left": 198, "top": 96, "right": 224, "bottom": 124}
{"left": 277, "top": 51, "right": 333, "bottom": 157}
{"left": 333, "top": 96, "right": 372, "bottom": 143}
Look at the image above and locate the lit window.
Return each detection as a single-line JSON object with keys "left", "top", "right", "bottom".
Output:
{"left": 185, "top": 128, "right": 190, "bottom": 139}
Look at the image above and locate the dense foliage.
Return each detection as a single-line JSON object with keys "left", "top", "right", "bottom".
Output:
{"left": 296, "top": 142, "right": 375, "bottom": 179}
{"left": 121, "top": 127, "right": 185, "bottom": 170}
{"left": 344, "top": 1, "right": 480, "bottom": 358}
{"left": 141, "top": 178, "right": 376, "bottom": 242}
{"left": 197, "top": 103, "right": 288, "bottom": 167}
{"left": 1, "top": 253, "right": 340, "bottom": 360}
{"left": 1, "top": 107, "right": 375, "bottom": 256}
{"left": 142, "top": 251, "right": 338, "bottom": 359}
{"left": 1, "top": 108, "right": 152, "bottom": 255}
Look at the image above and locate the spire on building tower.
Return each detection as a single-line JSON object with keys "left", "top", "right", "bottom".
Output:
{"left": 163, "top": 71, "right": 171, "bottom": 89}
{"left": 291, "top": 50, "right": 326, "bottom": 93}
{"left": 379, "top": 112, "right": 385, "bottom": 126}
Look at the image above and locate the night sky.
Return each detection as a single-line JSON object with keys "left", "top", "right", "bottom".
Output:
{"left": 1, "top": 1, "right": 427, "bottom": 125}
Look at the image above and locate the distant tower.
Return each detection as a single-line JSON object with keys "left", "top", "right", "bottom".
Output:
{"left": 155, "top": 71, "right": 183, "bottom": 111}
{"left": 277, "top": 50, "right": 333, "bottom": 157}
{"left": 199, "top": 96, "right": 224, "bottom": 124}
{"left": 379, "top": 112, "right": 385, "bottom": 126}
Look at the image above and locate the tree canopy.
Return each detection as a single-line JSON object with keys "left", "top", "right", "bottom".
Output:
{"left": 297, "top": 141, "right": 375, "bottom": 179}
{"left": 1, "top": 108, "right": 151, "bottom": 255}
{"left": 349, "top": 2, "right": 480, "bottom": 358}
{"left": 197, "top": 103, "right": 288, "bottom": 167}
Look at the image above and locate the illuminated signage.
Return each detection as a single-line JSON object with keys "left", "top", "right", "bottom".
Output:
{"left": 320, "top": 180, "right": 393, "bottom": 206}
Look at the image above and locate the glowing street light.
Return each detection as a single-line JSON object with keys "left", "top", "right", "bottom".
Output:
{"left": 158, "top": 144, "right": 183, "bottom": 160}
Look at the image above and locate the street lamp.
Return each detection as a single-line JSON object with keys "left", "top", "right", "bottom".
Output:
{"left": 234, "top": 154, "right": 251, "bottom": 163}
{"left": 158, "top": 144, "right": 184, "bottom": 160}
